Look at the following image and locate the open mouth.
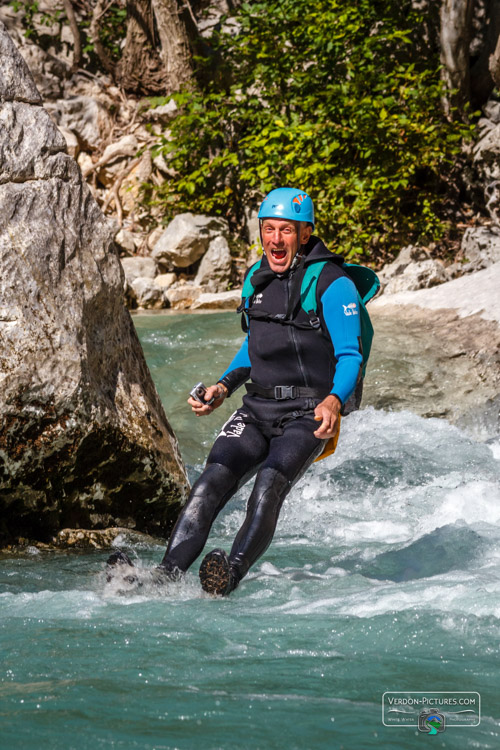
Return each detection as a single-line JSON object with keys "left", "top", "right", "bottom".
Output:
{"left": 271, "top": 249, "right": 287, "bottom": 261}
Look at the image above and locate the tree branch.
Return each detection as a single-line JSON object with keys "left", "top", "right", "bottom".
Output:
{"left": 62, "top": 0, "right": 82, "bottom": 72}
{"left": 89, "top": 0, "right": 116, "bottom": 76}
{"left": 439, "top": 0, "right": 474, "bottom": 118}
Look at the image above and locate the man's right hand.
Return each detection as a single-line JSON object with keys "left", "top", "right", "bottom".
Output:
{"left": 188, "top": 383, "right": 227, "bottom": 416}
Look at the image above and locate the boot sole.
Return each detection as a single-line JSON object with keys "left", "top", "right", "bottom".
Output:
{"left": 199, "top": 551, "right": 232, "bottom": 596}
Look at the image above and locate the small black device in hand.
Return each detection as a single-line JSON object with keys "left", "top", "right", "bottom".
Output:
{"left": 189, "top": 382, "right": 215, "bottom": 406}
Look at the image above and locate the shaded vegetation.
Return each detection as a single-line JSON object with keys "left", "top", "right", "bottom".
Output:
{"left": 150, "top": 0, "right": 476, "bottom": 261}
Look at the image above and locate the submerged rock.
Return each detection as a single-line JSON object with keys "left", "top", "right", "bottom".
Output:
{"left": 0, "top": 22, "right": 189, "bottom": 545}
{"left": 54, "top": 527, "right": 157, "bottom": 550}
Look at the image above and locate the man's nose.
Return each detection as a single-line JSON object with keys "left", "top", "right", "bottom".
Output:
{"left": 272, "top": 229, "right": 284, "bottom": 244}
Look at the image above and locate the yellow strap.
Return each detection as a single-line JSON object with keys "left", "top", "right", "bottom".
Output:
{"left": 314, "top": 415, "right": 341, "bottom": 462}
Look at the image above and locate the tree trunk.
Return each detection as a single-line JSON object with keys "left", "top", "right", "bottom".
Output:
{"left": 470, "top": 0, "right": 500, "bottom": 107}
{"left": 151, "top": 0, "right": 193, "bottom": 92}
{"left": 114, "top": 0, "right": 193, "bottom": 95}
{"left": 439, "top": 0, "right": 474, "bottom": 118}
{"left": 62, "top": 0, "right": 82, "bottom": 72}
{"left": 116, "top": 0, "right": 169, "bottom": 95}
{"left": 90, "top": 0, "right": 116, "bottom": 76}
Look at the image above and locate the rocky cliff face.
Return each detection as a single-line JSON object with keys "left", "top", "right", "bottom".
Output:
{"left": 0, "top": 23, "right": 189, "bottom": 544}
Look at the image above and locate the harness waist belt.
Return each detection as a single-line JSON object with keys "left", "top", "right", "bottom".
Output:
{"left": 245, "top": 383, "right": 326, "bottom": 401}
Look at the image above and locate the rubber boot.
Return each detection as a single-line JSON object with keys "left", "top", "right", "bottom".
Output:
{"left": 199, "top": 548, "right": 240, "bottom": 596}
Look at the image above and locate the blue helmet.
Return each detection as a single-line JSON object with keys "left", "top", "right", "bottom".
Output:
{"left": 258, "top": 187, "right": 315, "bottom": 229}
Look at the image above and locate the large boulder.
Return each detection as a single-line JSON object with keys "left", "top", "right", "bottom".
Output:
{"left": 165, "top": 283, "right": 202, "bottom": 310}
{"left": 460, "top": 226, "right": 500, "bottom": 272}
{"left": 152, "top": 213, "right": 229, "bottom": 268}
{"left": 194, "top": 235, "right": 232, "bottom": 293}
{"left": 473, "top": 113, "right": 500, "bottom": 222}
{"left": 378, "top": 245, "right": 449, "bottom": 295}
{"left": 121, "top": 256, "right": 157, "bottom": 284}
{"left": 0, "top": 22, "right": 189, "bottom": 545}
{"left": 130, "top": 277, "right": 168, "bottom": 309}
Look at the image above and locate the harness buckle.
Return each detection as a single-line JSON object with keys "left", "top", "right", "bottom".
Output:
{"left": 309, "top": 315, "right": 321, "bottom": 329}
{"left": 274, "top": 385, "right": 297, "bottom": 400}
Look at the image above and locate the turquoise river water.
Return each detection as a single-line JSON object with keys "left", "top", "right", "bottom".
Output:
{"left": 1, "top": 311, "right": 500, "bottom": 749}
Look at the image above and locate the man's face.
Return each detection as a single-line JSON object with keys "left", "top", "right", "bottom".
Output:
{"left": 261, "top": 219, "right": 312, "bottom": 273}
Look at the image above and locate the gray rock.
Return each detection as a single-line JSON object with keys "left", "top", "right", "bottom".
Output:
{"left": 19, "top": 43, "right": 68, "bottom": 100}
{"left": 0, "top": 22, "right": 188, "bottom": 545}
{"left": 473, "top": 123, "right": 500, "bottom": 221}
{"left": 45, "top": 95, "right": 113, "bottom": 151}
{"left": 0, "top": 23, "right": 41, "bottom": 104}
{"left": 147, "top": 226, "right": 164, "bottom": 251}
{"left": 0, "top": 101, "right": 67, "bottom": 183}
{"left": 152, "top": 213, "right": 229, "bottom": 269}
{"left": 155, "top": 273, "right": 177, "bottom": 289}
{"left": 460, "top": 226, "right": 500, "bottom": 272}
{"left": 191, "top": 290, "right": 242, "bottom": 310}
{"left": 379, "top": 245, "right": 450, "bottom": 294}
{"left": 121, "top": 256, "right": 157, "bottom": 283}
{"left": 131, "top": 277, "right": 167, "bottom": 309}
{"left": 383, "top": 261, "right": 449, "bottom": 294}
{"left": 54, "top": 527, "right": 156, "bottom": 550}
{"left": 194, "top": 235, "right": 232, "bottom": 293}
{"left": 58, "top": 126, "right": 79, "bottom": 158}
{"left": 165, "top": 283, "right": 202, "bottom": 310}
{"left": 115, "top": 229, "right": 138, "bottom": 254}
{"left": 152, "top": 152, "right": 176, "bottom": 177}
{"left": 379, "top": 245, "right": 431, "bottom": 278}
{"left": 244, "top": 207, "right": 261, "bottom": 249}
{"left": 483, "top": 99, "right": 500, "bottom": 124}
{"left": 143, "top": 99, "right": 178, "bottom": 122}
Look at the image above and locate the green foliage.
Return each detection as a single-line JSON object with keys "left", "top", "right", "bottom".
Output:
{"left": 10, "top": 0, "right": 62, "bottom": 42}
{"left": 10, "top": 0, "right": 126, "bottom": 70}
{"left": 85, "top": 3, "right": 127, "bottom": 62}
{"left": 152, "top": 0, "right": 474, "bottom": 260}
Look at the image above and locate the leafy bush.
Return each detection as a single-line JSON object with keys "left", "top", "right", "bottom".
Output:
{"left": 152, "top": 0, "right": 474, "bottom": 260}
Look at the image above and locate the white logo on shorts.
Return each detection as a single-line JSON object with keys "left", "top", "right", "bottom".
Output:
{"left": 218, "top": 412, "right": 247, "bottom": 439}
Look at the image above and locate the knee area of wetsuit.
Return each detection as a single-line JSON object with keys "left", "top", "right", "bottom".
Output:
{"left": 192, "top": 462, "right": 239, "bottom": 496}
{"left": 248, "top": 467, "right": 290, "bottom": 506}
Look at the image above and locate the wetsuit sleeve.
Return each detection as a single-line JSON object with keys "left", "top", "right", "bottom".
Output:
{"left": 217, "top": 335, "right": 251, "bottom": 396}
{"left": 320, "top": 277, "right": 363, "bottom": 405}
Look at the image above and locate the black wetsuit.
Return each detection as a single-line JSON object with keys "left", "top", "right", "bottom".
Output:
{"left": 160, "top": 236, "right": 363, "bottom": 584}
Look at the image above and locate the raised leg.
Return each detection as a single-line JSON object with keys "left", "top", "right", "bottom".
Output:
{"left": 227, "top": 414, "right": 325, "bottom": 584}
{"left": 160, "top": 411, "right": 268, "bottom": 575}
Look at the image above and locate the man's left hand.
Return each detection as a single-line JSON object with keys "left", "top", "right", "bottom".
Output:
{"left": 313, "top": 394, "right": 341, "bottom": 438}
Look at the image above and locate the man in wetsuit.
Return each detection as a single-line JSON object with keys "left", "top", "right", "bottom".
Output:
{"left": 108, "top": 187, "right": 363, "bottom": 595}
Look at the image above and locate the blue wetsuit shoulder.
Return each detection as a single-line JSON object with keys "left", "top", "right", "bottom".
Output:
{"left": 319, "top": 274, "right": 363, "bottom": 405}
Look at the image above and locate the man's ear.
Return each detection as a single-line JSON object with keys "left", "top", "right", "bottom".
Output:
{"left": 300, "top": 223, "right": 313, "bottom": 244}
